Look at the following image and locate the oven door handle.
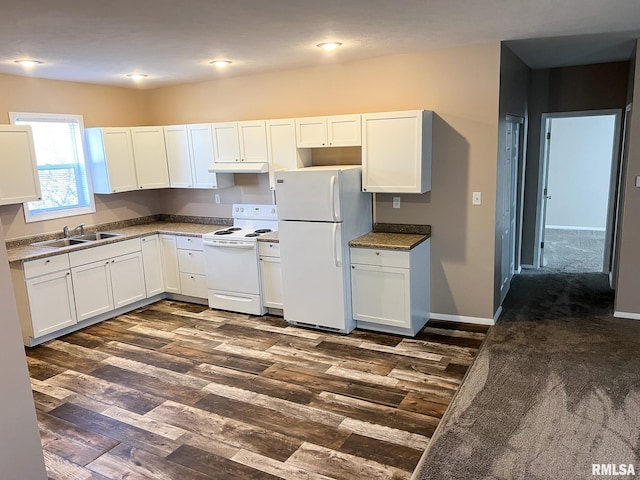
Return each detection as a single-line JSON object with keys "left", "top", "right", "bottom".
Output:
{"left": 203, "top": 241, "right": 256, "bottom": 249}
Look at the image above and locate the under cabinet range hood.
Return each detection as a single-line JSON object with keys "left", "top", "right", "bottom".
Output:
{"left": 208, "top": 162, "right": 269, "bottom": 174}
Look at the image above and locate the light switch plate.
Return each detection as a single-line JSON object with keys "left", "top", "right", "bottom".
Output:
{"left": 215, "top": 194, "right": 221, "bottom": 204}
{"left": 393, "top": 197, "right": 401, "bottom": 209}
{"left": 472, "top": 192, "right": 482, "bottom": 205}
{"left": 636, "top": 176, "right": 640, "bottom": 188}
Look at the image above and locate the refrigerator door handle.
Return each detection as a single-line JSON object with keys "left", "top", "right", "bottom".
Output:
{"left": 329, "top": 175, "right": 338, "bottom": 221}
{"left": 333, "top": 222, "right": 341, "bottom": 267}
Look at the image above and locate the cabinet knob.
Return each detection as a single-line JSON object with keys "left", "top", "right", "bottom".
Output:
{"left": 45, "top": 259, "right": 50, "bottom": 263}
{"left": 351, "top": 265, "right": 355, "bottom": 269}
{"left": 376, "top": 252, "right": 380, "bottom": 255}
{"left": 188, "top": 252, "right": 193, "bottom": 256}
{"left": 66, "top": 272, "right": 70, "bottom": 276}
{"left": 140, "top": 186, "right": 143, "bottom": 189}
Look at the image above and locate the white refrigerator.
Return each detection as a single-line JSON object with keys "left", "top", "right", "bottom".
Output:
{"left": 275, "top": 165, "right": 372, "bottom": 333}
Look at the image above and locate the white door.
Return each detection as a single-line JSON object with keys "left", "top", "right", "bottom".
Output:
{"left": 26, "top": 270, "right": 77, "bottom": 337}
{"left": 327, "top": 115, "right": 361, "bottom": 146}
{"left": 279, "top": 221, "right": 347, "bottom": 330}
{"left": 189, "top": 124, "right": 218, "bottom": 188}
{"left": 131, "top": 127, "right": 170, "bottom": 189}
{"left": 260, "top": 256, "right": 283, "bottom": 308}
{"left": 72, "top": 260, "right": 114, "bottom": 321}
{"left": 212, "top": 123, "right": 240, "bottom": 163}
{"left": 141, "top": 235, "right": 165, "bottom": 297}
{"left": 0, "top": 126, "right": 41, "bottom": 205}
{"left": 275, "top": 168, "right": 343, "bottom": 221}
{"left": 295, "top": 117, "right": 327, "bottom": 147}
{"left": 110, "top": 252, "right": 146, "bottom": 308}
{"left": 160, "top": 234, "right": 181, "bottom": 294}
{"left": 238, "top": 121, "right": 268, "bottom": 163}
{"left": 164, "top": 125, "right": 193, "bottom": 188}
{"left": 101, "top": 128, "right": 137, "bottom": 193}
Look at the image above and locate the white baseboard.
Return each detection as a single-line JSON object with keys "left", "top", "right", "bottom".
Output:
{"left": 546, "top": 225, "right": 606, "bottom": 231}
{"left": 430, "top": 312, "right": 495, "bottom": 326}
{"left": 614, "top": 311, "right": 640, "bottom": 320}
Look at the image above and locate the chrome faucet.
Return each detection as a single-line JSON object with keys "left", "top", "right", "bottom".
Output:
{"left": 72, "top": 224, "right": 85, "bottom": 237}
{"left": 63, "top": 226, "right": 70, "bottom": 238}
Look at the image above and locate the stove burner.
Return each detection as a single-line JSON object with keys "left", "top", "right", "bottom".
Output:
{"left": 254, "top": 228, "right": 272, "bottom": 234}
{"left": 245, "top": 233, "right": 260, "bottom": 237}
{"left": 214, "top": 230, "right": 234, "bottom": 235}
{"left": 228, "top": 227, "right": 242, "bottom": 231}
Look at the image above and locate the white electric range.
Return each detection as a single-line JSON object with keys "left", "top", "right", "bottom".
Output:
{"left": 202, "top": 204, "right": 278, "bottom": 315}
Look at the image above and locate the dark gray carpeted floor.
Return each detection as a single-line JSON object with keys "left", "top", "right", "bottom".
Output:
{"left": 413, "top": 271, "right": 640, "bottom": 480}
{"left": 543, "top": 228, "right": 605, "bottom": 273}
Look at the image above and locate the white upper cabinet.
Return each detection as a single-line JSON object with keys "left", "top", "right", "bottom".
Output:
{"left": 87, "top": 127, "right": 138, "bottom": 194}
{"left": 295, "top": 115, "right": 361, "bottom": 148}
{"left": 164, "top": 125, "right": 193, "bottom": 188}
{"left": 212, "top": 121, "right": 268, "bottom": 163}
{"left": 0, "top": 125, "right": 41, "bottom": 205}
{"left": 130, "top": 126, "right": 170, "bottom": 189}
{"left": 361, "top": 110, "right": 432, "bottom": 194}
{"left": 187, "top": 124, "right": 234, "bottom": 189}
{"left": 265, "top": 119, "right": 312, "bottom": 190}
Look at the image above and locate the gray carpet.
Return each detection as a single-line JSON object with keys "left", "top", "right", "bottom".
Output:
{"left": 543, "top": 228, "right": 605, "bottom": 273}
{"left": 413, "top": 271, "right": 640, "bottom": 480}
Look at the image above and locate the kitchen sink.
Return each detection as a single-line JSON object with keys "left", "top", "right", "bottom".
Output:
{"left": 72, "top": 232, "right": 122, "bottom": 241}
{"left": 31, "top": 238, "right": 92, "bottom": 248}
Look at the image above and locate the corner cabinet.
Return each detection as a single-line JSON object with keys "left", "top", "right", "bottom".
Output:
{"left": 361, "top": 110, "right": 433, "bottom": 194}
{"left": 86, "top": 127, "right": 138, "bottom": 194}
{"left": 350, "top": 239, "right": 430, "bottom": 336}
{"left": 130, "top": 127, "right": 170, "bottom": 189}
{"left": 0, "top": 125, "right": 42, "bottom": 205}
{"left": 265, "top": 119, "right": 311, "bottom": 190}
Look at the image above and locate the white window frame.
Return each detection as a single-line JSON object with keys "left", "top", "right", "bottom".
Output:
{"left": 10, "top": 112, "right": 96, "bottom": 223}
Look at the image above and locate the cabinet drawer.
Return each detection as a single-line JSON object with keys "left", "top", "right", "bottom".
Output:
{"left": 23, "top": 254, "right": 70, "bottom": 278}
{"left": 258, "top": 242, "right": 280, "bottom": 257}
{"left": 177, "top": 249, "right": 205, "bottom": 275}
{"left": 176, "top": 235, "right": 203, "bottom": 251}
{"left": 179, "top": 273, "right": 207, "bottom": 298}
{"left": 350, "top": 247, "right": 409, "bottom": 268}
{"left": 69, "top": 238, "right": 141, "bottom": 267}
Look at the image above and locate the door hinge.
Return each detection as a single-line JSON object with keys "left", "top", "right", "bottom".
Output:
{"left": 543, "top": 188, "right": 547, "bottom": 196}
{"left": 546, "top": 132, "right": 551, "bottom": 140}
{"left": 541, "top": 241, "right": 545, "bottom": 249}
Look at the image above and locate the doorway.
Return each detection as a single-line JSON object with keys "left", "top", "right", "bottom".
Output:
{"left": 535, "top": 111, "right": 621, "bottom": 273}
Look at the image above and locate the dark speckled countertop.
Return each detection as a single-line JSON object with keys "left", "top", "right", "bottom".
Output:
{"left": 256, "top": 231, "right": 279, "bottom": 243}
{"left": 349, "top": 223, "right": 431, "bottom": 251}
{"left": 6, "top": 221, "right": 229, "bottom": 264}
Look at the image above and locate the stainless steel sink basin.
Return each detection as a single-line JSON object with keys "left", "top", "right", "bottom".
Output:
{"left": 31, "top": 238, "right": 91, "bottom": 248}
{"left": 73, "top": 232, "right": 122, "bottom": 241}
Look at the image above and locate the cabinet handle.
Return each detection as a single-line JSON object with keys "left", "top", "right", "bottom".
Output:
{"left": 376, "top": 252, "right": 380, "bottom": 256}
{"left": 187, "top": 238, "right": 192, "bottom": 241}
{"left": 188, "top": 252, "right": 193, "bottom": 256}
{"left": 45, "top": 259, "right": 50, "bottom": 263}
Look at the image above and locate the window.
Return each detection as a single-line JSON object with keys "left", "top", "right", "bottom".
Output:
{"left": 10, "top": 112, "right": 95, "bottom": 222}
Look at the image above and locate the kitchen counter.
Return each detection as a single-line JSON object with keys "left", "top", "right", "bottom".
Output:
{"left": 349, "top": 223, "right": 431, "bottom": 251}
{"left": 6, "top": 221, "right": 229, "bottom": 264}
{"left": 256, "top": 231, "right": 279, "bottom": 243}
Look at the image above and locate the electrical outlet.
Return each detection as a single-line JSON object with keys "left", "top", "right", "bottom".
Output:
{"left": 393, "top": 197, "right": 401, "bottom": 209}
{"left": 472, "top": 192, "right": 482, "bottom": 206}
{"left": 215, "top": 194, "right": 221, "bottom": 204}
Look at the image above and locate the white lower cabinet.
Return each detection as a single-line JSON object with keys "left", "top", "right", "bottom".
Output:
{"left": 110, "top": 252, "right": 146, "bottom": 308}
{"left": 259, "top": 241, "right": 283, "bottom": 309}
{"left": 177, "top": 235, "right": 207, "bottom": 299}
{"left": 20, "top": 255, "right": 77, "bottom": 339}
{"left": 72, "top": 260, "right": 114, "bottom": 321}
{"left": 160, "top": 234, "right": 181, "bottom": 294}
{"left": 350, "top": 239, "right": 430, "bottom": 336}
{"left": 141, "top": 235, "right": 164, "bottom": 297}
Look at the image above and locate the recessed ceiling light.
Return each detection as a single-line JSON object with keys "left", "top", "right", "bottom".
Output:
{"left": 317, "top": 42, "right": 342, "bottom": 51}
{"left": 210, "top": 60, "right": 232, "bottom": 67}
{"left": 126, "top": 73, "right": 148, "bottom": 80}
{"left": 15, "top": 59, "right": 43, "bottom": 67}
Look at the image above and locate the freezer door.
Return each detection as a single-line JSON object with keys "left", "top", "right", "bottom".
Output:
{"left": 279, "top": 221, "right": 352, "bottom": 332}
{"left": 275, "top": 169, "right": 342, "bottom": 221}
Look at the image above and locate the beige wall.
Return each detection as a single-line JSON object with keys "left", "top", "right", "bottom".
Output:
{"left": 0, "top": 222, "right": 47, "bottom": 479}
{"left": 149, "top": 43, "right": 502, "bottom": 319}
{"left": 0, "top": 74, "right": 164, "bottom": 239}
{"left": 615, "top": 41, "right": 640, "bottom": 315}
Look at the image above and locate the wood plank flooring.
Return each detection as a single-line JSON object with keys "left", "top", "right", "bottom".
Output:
{"left": 26, "top": 300, "right": 489, "bottom": 480}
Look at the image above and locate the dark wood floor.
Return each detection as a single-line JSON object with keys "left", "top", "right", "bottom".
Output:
{"left": 26, "top": 300, "right": 489, "bottom": 480}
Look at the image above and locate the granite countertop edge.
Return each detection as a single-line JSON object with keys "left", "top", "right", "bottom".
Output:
{"left": 349, "top": 224, "right": 431, "bottom": 251}
{"left": 6, "top": 220, "right": 231, "bottom": 264}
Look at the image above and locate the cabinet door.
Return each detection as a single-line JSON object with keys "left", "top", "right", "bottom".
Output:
{"left": 26, "top": 270, "right": 76, "bottom": 337}
{"left": 327, "top": 114, "right": 361, "bottom": 147}
{"left": 72, "top": 260, "right": 114, "bottom": 321}
{"left": 362, "top": 110, "right": 430, "bottom": 194}
{"left": 260, "top": 256, "right": 283, "bottom": 309}
{"left": 265, "top": 119, "right": 311, "bottom": 190}
{"left": 101, "top": 128, "right": 138, "bottom": 193}
{"left": 295, "top": 117, "right": 327, "bottom": 147}
{"left": 110, "top": 252, "right": 146, "bottom": 309}
{"left": 160, "top": 234, "right": 181, "bottom": 294}
{"left": 351, "top": 263, "right": 410, "bottom": 328}
{"left": 0, "top": 126, "right": 41, "bottom": 205}
{"left": 164, "top": 125, "right": 193, "bottom": 188}
{"left": 179, "top": 273, "right": 207, "bottom": 299}
{"left": 238, "top": 121, "right": 268, "bottom": 162}
{"left": 131, "top": 127, "right": 170, "bottom": 189}
{"left": 141, "top": 235, "right": 164, "bottom": 297}
{"left": 212, "top": 123, "right": 240, "bottom": 163}
{"left": 188, "top": 124, "right": 234, "bottom": 189}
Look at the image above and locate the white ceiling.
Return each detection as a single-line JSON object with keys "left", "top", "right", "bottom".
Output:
{"left": 2, "top": 0, "right": 640, "bottom": 89}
